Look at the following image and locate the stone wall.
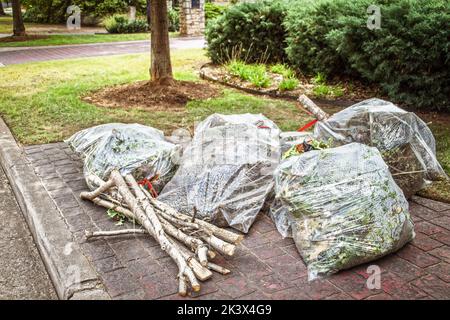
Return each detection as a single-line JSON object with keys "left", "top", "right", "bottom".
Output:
{"left": 180, "top": 0, "right": 205, "bottom": 36}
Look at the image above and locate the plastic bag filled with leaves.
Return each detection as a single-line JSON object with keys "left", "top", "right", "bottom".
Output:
{"left": 280, "top": 131, "right": 313, "bottom": 154}
{"left": 271, "top": 143, "right": 415, "bottom": 280}
{"left": 66, "top": 123, "right": 181, "bottom": 191}
{"left": 313, "top": 98, "right": 447, "bottom": 198}
{"left": 159, "top": 114, "right": 281, "bottom": 233}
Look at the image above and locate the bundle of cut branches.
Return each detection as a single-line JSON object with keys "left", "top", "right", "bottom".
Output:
{"left": 80, "top": 169, "right": 243, "bottom": 296}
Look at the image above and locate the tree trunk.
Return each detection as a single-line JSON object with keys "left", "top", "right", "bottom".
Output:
{"left": 12, "top": 0, "right": 25, "bottom": 36}
{"left": 150, "top": 0, "right": 174, "bottom": 85}
{"left": 146, "top": 0, "right": 151, "bottom": 25}
{"left": 0, "top": 2, "right": 6, "bottom": 16}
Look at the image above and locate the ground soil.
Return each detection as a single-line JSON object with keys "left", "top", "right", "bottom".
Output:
{"left": 83, "top": 80, "right": 222, "bottom": 111}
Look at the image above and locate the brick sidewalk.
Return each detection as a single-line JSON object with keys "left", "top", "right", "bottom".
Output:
{"left": 0, "top": 38, "right": 205, "bottom": 65}
{"left": 24, "top": 142, "right": 450, "bottom": 300}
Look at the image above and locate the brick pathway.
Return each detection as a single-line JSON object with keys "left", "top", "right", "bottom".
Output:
{"left": 24, "top": 142, "right": 450, "bottom": 300}
{"left": 0, "top": 38, "right": 205, "bottom": 65}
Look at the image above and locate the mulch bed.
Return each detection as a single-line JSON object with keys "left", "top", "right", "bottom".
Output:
{"left": 200, "top": 63, "right": 381, "bottom": 102}
{"left": 83, "top": 80, "right": 222, "bottom": 111}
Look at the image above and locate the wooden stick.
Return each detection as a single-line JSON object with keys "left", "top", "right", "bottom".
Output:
{"left": 207, "top": 262, "right": 231, "bottom": 275}
{"left": 80, "top": 178, "right": 115, "bottom": 200}
{"left": 123, "top": 173, "right": 200, "bottom": 292}
{"left": 207, "top": 250, "right": 216, "bottom": 260}
{"left": 85, "top": 171, "right": 201, "bottom": 294}
{"left": 202, "top": 234, "right": 236, "bottom": 257}
{"left": 178, "top": 276, "right": 187, "bottom": 297}
{"left": 149, "top": 196, "right": 243, "bottom": 244}
{"left": 172, "top": 238, "right": 213, "bottom": 281}
{"left": 158, "top": 215, "right": 209, "bottom": 267}
{"left": 84, "top": 229, "right": 146, "bottom": 240}
{"left": 298, "top": 94, "right": 330, "bottom": 121}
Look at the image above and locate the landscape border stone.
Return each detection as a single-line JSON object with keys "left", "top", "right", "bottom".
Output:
{"left": 0, "top": 116, "right": 109, "bottom": 300}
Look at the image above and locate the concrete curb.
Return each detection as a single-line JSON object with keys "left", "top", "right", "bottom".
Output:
{"left": 0, "top": 117, "right": 109, "bottom": 300}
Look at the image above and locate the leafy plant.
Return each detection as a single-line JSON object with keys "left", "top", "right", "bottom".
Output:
{"left": 313, "top": 84, "right": 344, "bottom": 98}
{"left": 105, "top": 14, "right": 148, "bottom": 34}
{"left": 279, "top": 76, "right": 299, "bottom": 91}
{"left": 227, "top": 61, "right": 271, "bottom": 88}
{"left": 168, "top": 8, "right": 180, "bottom": 32}
{"left": 107, "top": 208, "right": 127, "bottom": 226}
{"left": 311, "top": 72, "right": 343, "bottom": 97}
{"left": 270, "top": 63, "right": 295, "bottom": 78}
{"left": 248, "top": 70, "right": 272, "bottom": 88}
{"left": 227, "top": 60, "right": 250, "bottom": 79}
{"left": 312, "top": 72, "right": 327, "bottom": 85}
{"left": 205, "top": 2, "right": 227, "bottom": 25}
{"left": 23, "top": 0, "right": 149, "bottom": 24}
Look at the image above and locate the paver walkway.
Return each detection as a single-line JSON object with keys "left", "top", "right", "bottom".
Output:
{"left": 0, "top": 166, "right": 57, "bottom": 299}
{"left": 0, "top": 38, "right": 205, "bottom": 65}
{"left": 23, "top": 142, "right": 450, "bottom": 300}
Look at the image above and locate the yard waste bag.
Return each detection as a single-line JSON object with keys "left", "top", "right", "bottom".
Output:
{"left": 159, "top": 114, "right": 281, "bottom": 233}
{"left": 313, "top": 98, "right": 447, "bottom": 198}
{"left": 280, "top": 131, "right": 313, "bottom": 154}
{"left": 270, "top": 143, "right": 415, "bottom": 280}
{"left": 66, "top": 123, "right": 181, "bottom": 191}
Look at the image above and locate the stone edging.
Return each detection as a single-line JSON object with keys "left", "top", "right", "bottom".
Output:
{"left": 0, "top": 117, "right": 109, "bottom": 300}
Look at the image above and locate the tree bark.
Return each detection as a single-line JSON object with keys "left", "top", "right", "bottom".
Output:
{"left": 150, "top": 0, "right": 174, "bottom": 85}
{"left": 146, "top": 0, "right": 151, "bottom": 25}
{"left": 12, "top": 0, "right": 25, "bottom": 36}
{"left": 298, "top": 94, "right": 330, "bottom": 121}
{"left": 0, "top": 2, "right": 6, "bottom": 16}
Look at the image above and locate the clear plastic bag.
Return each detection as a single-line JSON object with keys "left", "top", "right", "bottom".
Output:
{"left": 314, "top": 98, "right": 447, "bottom": 198}
{"left": 159, "top": 114, "right": 281, "bottom": 233}
{"left": 66, "top": 123, "right": 181, "bottom": 191}
{"left": 280, "top": 131, "right": 313, "bottom": 154}
{"left": 271, "top": 143, "right": 415, "bottom": 280}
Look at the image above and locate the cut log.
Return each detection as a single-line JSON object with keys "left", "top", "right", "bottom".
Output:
{"left": 298, "top": 94, "right": 330, "bottom": 121}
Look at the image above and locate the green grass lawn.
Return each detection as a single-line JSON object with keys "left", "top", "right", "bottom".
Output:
{"left": 0, "top": 49, "right": 312, "bottom": 145}
{"left": 0, "top": 33, "right": 154, "bottom": 47}
{"left": 0, "top": 48, "right": 447, "bottom": 202}
{"left": 0, "top": 16, "right": 178, "bottom": 47}
{"left": 416, "top": 121, "right": 450, "bottom": 203}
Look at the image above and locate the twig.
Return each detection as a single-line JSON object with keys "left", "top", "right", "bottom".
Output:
{"left": 84, "top": 229, "right": 146, "bottom": 240}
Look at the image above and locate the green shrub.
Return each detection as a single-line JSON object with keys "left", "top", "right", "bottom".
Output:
{"left": 205, "top": 2, "right": 227, "bottom": 25}
{"left": 205, "top": 0, "right": 288, "bottom": 64}
{"left": 105, "top": 15, "right": 148, "bottom": 34}
{"left": 285, "top": 0, "right": 362, "bottom": 76}
{"left": 285, "top": 0, "right": 450, "bottom": 110}
{"left": 168, "top": 8, "right": 180, "bottom": 32}
{"left": 331, "top": 0, "right": 450, "bottom": 110}
{"left": 279, "top": 77, "right": 299, "bottom": 91}
{"left": 23, "top": 0, "right": 147, "bottom": 23}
